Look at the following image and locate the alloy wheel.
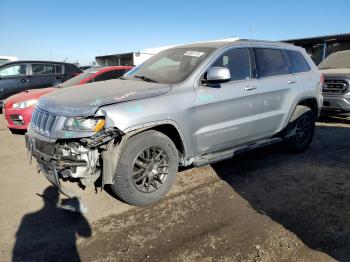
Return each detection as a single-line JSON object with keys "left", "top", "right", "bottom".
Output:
{"left": 132, "top": 147, "right": 170, "bottom": 193}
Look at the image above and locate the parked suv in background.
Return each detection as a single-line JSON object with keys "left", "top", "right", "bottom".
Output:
{"left": 0, "top": 61, "right": 82, "bottom": 109}
{"left": 26, "top": 40, "right": 322, "bottom": 212}
{"left": 318, "top": 50, "right": 350, "bottom": 113}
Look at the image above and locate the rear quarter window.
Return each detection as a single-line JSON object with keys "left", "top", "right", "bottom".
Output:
{"left": 254, "top": 48, "right": 288, "bottom": 77}
{"left": 68, "top": 64, "right": 83, "bottom": 74}
{"left": 284, "top": 50, "right": 311, "bottom": 73}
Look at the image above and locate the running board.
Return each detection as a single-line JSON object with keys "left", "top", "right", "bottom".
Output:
{"left": 192, "top": 137, "right": 282, "bottom": 167}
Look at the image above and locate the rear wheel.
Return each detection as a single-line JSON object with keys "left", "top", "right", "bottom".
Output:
{"left": 284, "top": 110, "right": 315, "bottom": 153}
{"left": 111, "top": 130, "right": 179, "bottom": 206}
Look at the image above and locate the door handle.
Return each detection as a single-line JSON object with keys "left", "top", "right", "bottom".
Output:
{"left": 20, "top": 78, "right": 29, "bottom": 83}
{"left": 245, "top": 86, "right": 257, "bottom": 91}
{"left": 287, "top": 80, "right": 296, "bottom": 84}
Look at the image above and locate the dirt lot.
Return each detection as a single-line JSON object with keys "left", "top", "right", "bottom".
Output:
{"left": 1, "top": 114, "right": 350, "bottom": 262}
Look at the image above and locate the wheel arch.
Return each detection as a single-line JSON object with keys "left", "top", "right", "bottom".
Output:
{"left": 297, "top": 97, "right": 319, "bottom": 119}
{"left": 102, "top": 120, "right": 188, "bottom": 185}
{"left": 123, "top": 120, "right": 188, "bottom": 158}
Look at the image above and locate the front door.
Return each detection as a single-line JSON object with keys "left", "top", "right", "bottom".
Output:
{"left": 195, "top": 48, "right": 261, "bottom": 154}
{"left": 0, "top": 63, "right": 30, "bottom": 101}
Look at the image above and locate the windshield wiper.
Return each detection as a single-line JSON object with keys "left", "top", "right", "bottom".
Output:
{"left": 134, "top": 75, "right": 158, "bottom": 83}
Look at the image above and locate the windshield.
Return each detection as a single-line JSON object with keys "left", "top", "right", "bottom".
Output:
{"left": 318, "top": 51, "right": 350, "bottom": 69}
{"left": 58, "top": 68, "right": 101, "bottom": 88}
{"left": 125, "top": 47, "right": 215, "bottom": 84}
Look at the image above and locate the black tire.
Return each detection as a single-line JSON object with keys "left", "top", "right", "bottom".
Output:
{"left": 111, "top": 130, "right": 179, "bottom": 206}
{"left": 284, "top": 110, "right": 315, "bottom": 153}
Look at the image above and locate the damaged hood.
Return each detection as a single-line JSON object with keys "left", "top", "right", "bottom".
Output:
{"left": 37, "top": 79, "right": 171, "bottom": 117}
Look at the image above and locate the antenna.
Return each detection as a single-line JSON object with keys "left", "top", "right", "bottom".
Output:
{"left": 250, "top": 27, "right": 254, "bottom": 39}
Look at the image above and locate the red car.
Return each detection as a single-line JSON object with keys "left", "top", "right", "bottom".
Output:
{"left": 3, "top": 66, "right": 133, "bottom": 131}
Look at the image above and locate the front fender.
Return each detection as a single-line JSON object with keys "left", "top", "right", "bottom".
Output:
{"left": 96, "top": 92, "right": 196, "bottom": 158}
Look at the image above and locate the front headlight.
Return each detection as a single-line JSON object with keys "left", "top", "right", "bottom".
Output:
{"left": 64, "top": 117, "right": 105, "bottom": 132}
{"left": 13, "top": 99, "right": 37, "bottom": 109}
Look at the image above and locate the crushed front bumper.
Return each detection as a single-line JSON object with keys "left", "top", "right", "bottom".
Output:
{"left": 25, "top": 133, "right": 89, "bottom": 213}
{"left": 25, "top": 126, "right": 122, "bottom": 213}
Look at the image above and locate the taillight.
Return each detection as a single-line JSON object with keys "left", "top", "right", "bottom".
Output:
{"left": 320, "top": 74, "right": 325, "bottom": 85}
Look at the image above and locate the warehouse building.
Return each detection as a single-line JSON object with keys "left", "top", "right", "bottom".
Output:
{"left": 95, "top": 45, "right": 175, "bottom": 67}
{"left": 285, "top": 33, "right": 350, "bottom": 64}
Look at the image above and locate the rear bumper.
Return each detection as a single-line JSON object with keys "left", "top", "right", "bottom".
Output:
{"left": 322, "top": 95, "right": 350, "bottom": 112}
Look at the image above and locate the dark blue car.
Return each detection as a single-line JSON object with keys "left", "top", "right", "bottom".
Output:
{"left": 0, "top": 61, "right": 82, "bottom": 109}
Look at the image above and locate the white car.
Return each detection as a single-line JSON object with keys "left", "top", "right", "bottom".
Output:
{"left": 0, "top": 56, "right": 18, "bottom": 66}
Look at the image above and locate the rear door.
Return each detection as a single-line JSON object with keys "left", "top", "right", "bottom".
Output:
{"left": 29, "top": 63, "right": 58, "bottom": 89}
{"left": 284, "top": 49, "right": 314, "bottom": 93}
{"left": 0, "top": 63, "right": 30, "bottom": 101}
{"left": 253, "top": 48, "right": 300, "bottom": 137}
{"left": 195, "top": 48, "right": 261, "bottom": 154}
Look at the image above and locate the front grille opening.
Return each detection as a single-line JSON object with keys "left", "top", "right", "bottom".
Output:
{"left": 322, "top": 79, "right": 348, "bottom": 94}
{"left": 10, "top": 115, "right": 24, "bottom": 126}
{"left": 31, "top": 108, "right": 57, "bottom": 136}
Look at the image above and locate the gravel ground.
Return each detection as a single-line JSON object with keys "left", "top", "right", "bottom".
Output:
{"left": 0, "top": 114, "right": 349, "bottom": 262}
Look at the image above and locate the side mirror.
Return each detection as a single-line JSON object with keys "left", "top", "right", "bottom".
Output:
{"left": 205, "top": 67, "right": 231, "bottom": 84}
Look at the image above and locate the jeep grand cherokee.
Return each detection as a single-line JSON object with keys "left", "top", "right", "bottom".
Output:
{"left": 25, "top": 40, "right": 323, "bottom": 212}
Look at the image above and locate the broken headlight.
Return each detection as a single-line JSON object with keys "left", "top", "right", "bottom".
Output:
{"left": 64, "top": 117, "right": 105, "bottom": 132}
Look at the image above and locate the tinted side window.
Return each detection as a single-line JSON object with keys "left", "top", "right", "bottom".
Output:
{"left": 93, "top": 70, "right": 126, "bottom": 82}
{"left": 284, "top": 50, "right": 311, "bottom": 73}
{"left": 32, "top": 64, "right": 55, "bottom": 75}
{"left": 212, "top": 48, "right": 251, "bottom": 81}
{"left": 55, "top": 64, "right": 63, "bottom": 74}
{"left": 0, "top": 64, "right": 27, "bottom": 77}
{"left": 64, "top": 64, "right": 82, "bottom": 74}
{"left": 254, "top": 48, "right": 288, "bottom": 77}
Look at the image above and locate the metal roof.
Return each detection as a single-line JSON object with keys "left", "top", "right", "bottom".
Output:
{"left": 284, "top": 33, "right": 350, "bottom": 45}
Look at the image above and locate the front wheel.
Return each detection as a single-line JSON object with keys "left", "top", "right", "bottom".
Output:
{"left": 111, "top": 130, "right": 179, "bottom": 206}
{"left": 284, "top": 110, "right": 315, "bottom": 153}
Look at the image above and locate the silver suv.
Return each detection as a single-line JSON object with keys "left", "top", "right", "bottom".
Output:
{"left": 25, "top": 40, "right": 323, "bottom": 211}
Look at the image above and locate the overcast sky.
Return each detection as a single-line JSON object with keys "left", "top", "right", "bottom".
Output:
{"left": 1, "top": 0, "right": 349, "bottom": 65}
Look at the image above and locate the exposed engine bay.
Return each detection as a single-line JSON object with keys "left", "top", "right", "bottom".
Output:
{"left": 25, "top": 128, "right": 123, "bottom": 213}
